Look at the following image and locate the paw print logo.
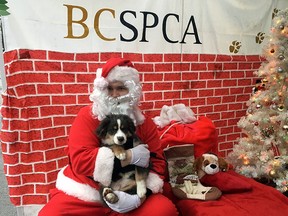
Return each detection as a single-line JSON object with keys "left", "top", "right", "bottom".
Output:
{"left": 256, "top": 32, "right": 265, "bottom": 44}
{"left": 272, "top": 8, "right": 279, "bottom": 19}
{"left": 229, "top": 40, "right": 241, "bottom": 54}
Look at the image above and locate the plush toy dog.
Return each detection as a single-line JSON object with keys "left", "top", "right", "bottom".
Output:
{"left": 194, "top": 153, "right": 253, "bottom": 194}
{"left": 194, "top": 153, "right": 229, "bottom": 179}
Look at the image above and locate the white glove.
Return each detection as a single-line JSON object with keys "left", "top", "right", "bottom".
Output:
{"left": 105, "top": 191, "right": 141, "bottom": 213}
{"left": 130, "top": 144, "right": 150, "bottom": 168}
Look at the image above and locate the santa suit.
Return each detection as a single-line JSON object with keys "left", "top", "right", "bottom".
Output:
{"left": 39, "top": 105, "right": 178, "bottom": 216}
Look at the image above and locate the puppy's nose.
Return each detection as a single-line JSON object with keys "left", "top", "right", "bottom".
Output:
{"left": 210, "top": 164, "right": 217, "bottom": 169}
{"left": 117, "top": 136, "right": 124, "bottom": 142}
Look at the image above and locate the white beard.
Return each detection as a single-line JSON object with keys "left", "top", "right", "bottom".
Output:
{"left": 91, "top": 93, "right": 144, "bottom": 126}
{"left": 90, "top": 80, "right": 145, "bottom": 125}
{"left": 107, "top": 95, "right": 135, "bottom": 120}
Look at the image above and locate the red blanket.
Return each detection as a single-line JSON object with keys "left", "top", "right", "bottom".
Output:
{"left": 159, "top": 117, "right": 288, "bottom": 216}
{"left": 162, "top": 165, "right": 288, "bottom": 216}
{"left": 175, "top": 172, "right": 288, "bottom": 216}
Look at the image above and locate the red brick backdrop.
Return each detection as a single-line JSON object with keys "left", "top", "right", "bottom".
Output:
{"left": 1, "top": 49, "right": 263, "bottom": 205}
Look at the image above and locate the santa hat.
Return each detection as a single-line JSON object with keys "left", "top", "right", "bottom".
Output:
{"left": 94, "top": 57, "right": 140, "bottom": 88}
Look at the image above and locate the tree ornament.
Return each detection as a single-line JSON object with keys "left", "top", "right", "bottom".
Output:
{"left": 277, "top": 67, "right": 284, "bottom": 73}
{"left": 278, "top": 54, "right": 285, "bottom": 60}
{"left": 269, "top": 169, "right": 278, "bottom": 178}
{"left": 264, "top": 99, "right": 271, "bottom": 106}
{"left": 270, "top": 104, "right": 277, "bottom": 110}
{"left": 278, "top": 104, "right": 285, "bottom": 111}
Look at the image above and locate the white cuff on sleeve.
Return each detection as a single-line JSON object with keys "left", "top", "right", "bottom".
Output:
{"left": 146, "top": 172, "right": 164, "bottom": 193}
{"left": 93, "top": 147, "right": 115, "bottom": 186}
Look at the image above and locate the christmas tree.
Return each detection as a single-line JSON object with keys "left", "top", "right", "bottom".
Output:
{"left": 227, "top": 9, "right": 288, "bottom": 193}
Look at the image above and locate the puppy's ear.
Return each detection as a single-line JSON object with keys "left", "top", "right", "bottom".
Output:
{"left": 96, "top": 116, "right": 111, "bottom": 138}
{"left": 218, "top": 157, "right": 229, "bottom": 172}
{"left": 193, "top": 156, "right": 204, "bottom": 172}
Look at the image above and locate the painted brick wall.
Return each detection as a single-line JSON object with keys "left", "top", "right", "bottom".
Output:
{"left": 0, "top": 49, "right": 263, "bottom": 205}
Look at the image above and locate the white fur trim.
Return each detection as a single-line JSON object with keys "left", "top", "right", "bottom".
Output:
{"left": 203, "top": 153, "right": 218, "bottom": 160}
{"left": 107, "top": 66, "right": 139, "bottom": 84}
{"left": 93, "top": 147, "right": 115, "bottom": 186}
{"left": 56, "top": 166, "right": 102, "bottom": 202}
{"left": 146, "top": 172, "right": 164, "bottom": 193}
{"left": 96, "top": 68, "right": 102, "bottom": 78}
{"left": 93, "top": 68, "right": 108, "bottom": 90}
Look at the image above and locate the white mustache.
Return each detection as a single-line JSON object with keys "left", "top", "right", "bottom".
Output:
{"left": 107, "top": 94, "right": 132, "bottom": 105}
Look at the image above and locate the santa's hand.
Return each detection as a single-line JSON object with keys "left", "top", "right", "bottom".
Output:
{"left": 105, "top": 191, "right": 141, "bottom": 213}
{"left": 130, "top": 144, "right": 150, "bottom": 168}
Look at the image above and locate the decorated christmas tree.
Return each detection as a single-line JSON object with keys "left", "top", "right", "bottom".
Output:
{"left": 227, "top": 9, "right": 288, "bottom": 193}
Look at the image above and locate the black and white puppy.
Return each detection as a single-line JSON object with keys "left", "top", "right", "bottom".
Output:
{"left": 96, "top": 114, "right": 150, "bottom": 204}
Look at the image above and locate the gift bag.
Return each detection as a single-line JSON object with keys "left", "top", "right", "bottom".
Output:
{"left": 164, "top": 144, "right": 222, "bottom": 200}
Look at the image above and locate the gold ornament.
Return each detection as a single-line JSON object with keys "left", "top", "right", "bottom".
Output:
{"left": 269, "top": 169, "right": 278, "bottom": 178}
{"left": 273, "top": 158, "right": 281, "bottom": 167}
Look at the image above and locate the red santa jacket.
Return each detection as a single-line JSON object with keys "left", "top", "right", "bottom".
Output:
{"left": 55, "top": 105, "right": 165, "bottom": 202}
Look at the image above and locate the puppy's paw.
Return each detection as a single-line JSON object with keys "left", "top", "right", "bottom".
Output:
{"left": 103, "top": 187, "right": 119, "bottom": 204}
{"left": 115, "top": 152, "right": 126, "bottom": 160}
{"left": 136, "top": 180, "right": 147, "bottom": 198}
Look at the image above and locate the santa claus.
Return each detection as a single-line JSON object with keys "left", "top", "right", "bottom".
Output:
{"left": 38, "top": 57, "right": 178, "bottom": 216}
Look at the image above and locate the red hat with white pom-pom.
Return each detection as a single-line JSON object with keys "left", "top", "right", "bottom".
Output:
{"left": 94, "top": 57, "right": 140, "bottom": 89}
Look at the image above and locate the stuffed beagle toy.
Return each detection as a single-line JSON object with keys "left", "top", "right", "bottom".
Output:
{"left": 193, "top": 153, "right": 253, "bottom": 194}
{"left": 194, "top": 153, "right": 229, "bottom": 179}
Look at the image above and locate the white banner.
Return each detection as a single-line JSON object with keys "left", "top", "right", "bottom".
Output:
{"left": 2, "top": 0, "right": 288, "bottom": 54}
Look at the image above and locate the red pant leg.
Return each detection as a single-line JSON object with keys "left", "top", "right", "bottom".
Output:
{"left": 39, "top": 189, "right": 179, "bottom": 216}
{"left": 126, "top": 194, "right": 179, "bottom": 216}
{"left": 38, "top": 188, "right": 109, "bottom": 216}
